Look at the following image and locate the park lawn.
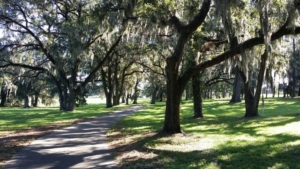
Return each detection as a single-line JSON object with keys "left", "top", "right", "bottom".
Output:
{"left": 0, "top": 103, "right": 131, "bottom": 168}
{"left": 108, "top": 98, "right": 300, "bottom": 169}
{"left": 0, "top": 104, "right": 131, "bottom": 136}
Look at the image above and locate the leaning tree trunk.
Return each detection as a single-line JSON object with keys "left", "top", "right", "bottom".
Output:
{"left": 230, "top": 68, "right": 242, "bottom": 103}
{"left": 192, "top": 74, "right": 203, "bottom": 118}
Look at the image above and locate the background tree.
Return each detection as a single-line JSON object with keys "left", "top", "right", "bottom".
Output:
{"left": 0, "top": 0, "right": 135, "bottom": 110}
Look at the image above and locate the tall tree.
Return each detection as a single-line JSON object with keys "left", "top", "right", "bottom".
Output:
{"left": 140, "top": 0, "right": 300, "bottom": 133}
{"left": 0, "top": 0, "right": 135, "bottom": 111}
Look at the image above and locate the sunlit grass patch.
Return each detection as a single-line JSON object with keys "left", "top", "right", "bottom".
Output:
{"left": 109, "top": 98, "right": 300, "bottom": 169}
{"left": 0, "top": 103, "right": 131, "bottom": 136}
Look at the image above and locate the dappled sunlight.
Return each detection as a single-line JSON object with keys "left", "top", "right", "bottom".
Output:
{"left": 108, "top": 98, "right": 300, "bottom": 168}
{"left": 147, "top": 135, "right": 219, "bottom": 152}
{"left": 231, "top": 134, "right": 260, "bottom": 142}
{"left": 257, "top": 121, "right": 300, "bottom": 136}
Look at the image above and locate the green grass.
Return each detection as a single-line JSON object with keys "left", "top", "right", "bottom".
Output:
{"left": 0, "top": 103, "right": 131, "bottom": 136}
{"left": 108, "top": 98, "right": 300, "bottom": 169}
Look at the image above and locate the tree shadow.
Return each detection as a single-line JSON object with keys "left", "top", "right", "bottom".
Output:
{"left": 113, "top": 132, "right": 300, "bottom": 169}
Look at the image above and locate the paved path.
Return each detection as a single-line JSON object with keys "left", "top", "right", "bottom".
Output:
{"left": 3, "top": 106, "right": 145, "bottom": 169}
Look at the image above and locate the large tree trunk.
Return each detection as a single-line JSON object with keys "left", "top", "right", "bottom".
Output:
{"left": 67, "top": 89, "right": 77, "bottom": 111}
{"left": 101, "top": 69, "right": 113, "bottom": 108}
{"left": 113, "top": 96, "right": 119, "bottom": 106}
{"left": 0, "top": 86, "right": 7, "bottom": 107}
{"left": 62, "top": 85, "right": 69, "bottom": 110}
{"left": 161, "top": 0, "right": 211, "bottom": 133}
{"left": 105, "top": 92, "right": 113, "bottom": 108}
{"left": 230, "top": 68, "right": 242, "bottom": 103}
{"left": 242, "top": 51, "right": 268, "bottom": 117}
{"left": 132, "top": 79, "right": 140, "bottom": 104}
{"left": 56, "top": 82, "right": 65, "bottom": 111}
{"left": 150, "top": 85, "right": 159, "bottom": 104}
{"left": 162, "top": 58, "right": 182, "bottom": 133}
{"left": 125, "top": 91, "right": 130, "bottom": 105}
{"left": 192, "top": 74, "right": 203, "bottom": 118}
{"left": 244, "top": 82, "right": 257, "bottom": 117}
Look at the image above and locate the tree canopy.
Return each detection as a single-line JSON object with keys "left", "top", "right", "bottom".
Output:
{"left": 1, "top": 0, "right": 300, "bottom": 133}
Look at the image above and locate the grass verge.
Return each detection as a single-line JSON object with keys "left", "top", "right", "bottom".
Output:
{"left": 0, "top": 103, "right": 131, "bottom": 168}
{"left": 108, "top": 98, "right": 300, "bottom": 169}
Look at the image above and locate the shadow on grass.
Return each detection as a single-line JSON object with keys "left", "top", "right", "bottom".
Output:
{"left": 115, "top": 133, "right": 300, "bottom": 169}
{"left": 111, "top": 99, "right": 300, "bottom": 169}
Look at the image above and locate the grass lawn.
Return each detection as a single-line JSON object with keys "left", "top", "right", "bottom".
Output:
{"left": 0, "top": 103, "right": 132, "bottom": 168}
{"left": 108, "top": 98, "right": 300, "bottom": 169}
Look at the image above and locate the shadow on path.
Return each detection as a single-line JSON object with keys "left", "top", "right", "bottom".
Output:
{"left": 3, "top": 106, "right": 145, "bottom": 169}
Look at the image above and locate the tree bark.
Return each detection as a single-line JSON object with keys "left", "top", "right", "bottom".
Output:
{"left": 243, "top": 81, "right": 257, "bottom": 117}
{"left": 150, "top": 85, "right": 159, "bottom": 104}
{"left": 163, "top": 59, "right": 182, "bottom": 133}
{"left": 161, "top": 0, "right": 211, "bottom": 134}
{"left": 230, "top": 68, "right": 242, "bottom": 103}
{"left": 126, "top": 92, "right": 130, "bottom": 105}
{"left": 241, "top": 51, "right": 268, "bottom": 117}
{"left": 192, "top": 74, "right": 203, "bottom": 118}
{"left": 0, "top": 86, "right": 7, "bottom": 107}
{"left": 101, "top": 69, "right": 113, "bottom": 108}
{"left": 132, "top": 79, "right": 140, "bottom": 104}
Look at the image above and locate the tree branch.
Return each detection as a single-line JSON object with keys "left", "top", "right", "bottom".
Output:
{"left": 180, "top": 22, "right": 300, "bottom": 88}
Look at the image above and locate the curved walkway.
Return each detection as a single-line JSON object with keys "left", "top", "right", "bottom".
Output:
{"left": 3, "top": 106, "right": 145, "bottom": 169}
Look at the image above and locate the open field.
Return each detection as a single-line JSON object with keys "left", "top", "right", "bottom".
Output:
{"left": 108, "top": 98, "right": 300, "bottom": 169}
{"left": 0, "top": 103, "right": 132, "bottom": 168}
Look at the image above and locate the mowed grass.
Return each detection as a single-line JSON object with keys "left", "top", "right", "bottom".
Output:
{"left": 108, "top": 98, "right": 300, "bottom": 169}
{"left": 0, "top": 103, "right": 130, "bottom": 136}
